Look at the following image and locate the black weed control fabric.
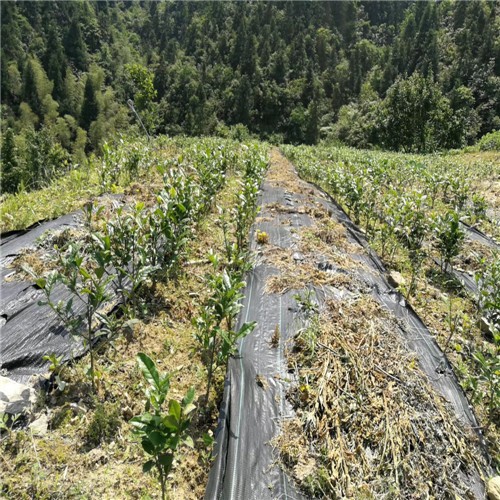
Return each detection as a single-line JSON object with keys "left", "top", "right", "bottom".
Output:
{"left": 1, "top": 213, "right": 84, "bottom": 384}
{"left": 451, "top": 222, "right": 499, "bottom": 295}
{"left": 205, "top": 159, "right": 489, "bottom": 499}
{"left": 1, "top": 200, "right": 125, "bottom": 384}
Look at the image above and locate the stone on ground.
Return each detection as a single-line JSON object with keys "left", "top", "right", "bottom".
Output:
{"left": 0, "top": 375, "right": 36, "bottom": 416}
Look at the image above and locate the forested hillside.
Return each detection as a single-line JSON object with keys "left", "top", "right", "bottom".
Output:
{"left": 1, "top": 1, "right": 499, "bottom": 193}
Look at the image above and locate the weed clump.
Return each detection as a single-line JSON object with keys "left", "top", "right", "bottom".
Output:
{"left": 270, "top": 324, "right": 280, "bottom": 347}
{"left": 85, "top": 401, "right": 121, "bottom": 448}
{"left": 256, "top": 230, "right": 269, "bottom": 244}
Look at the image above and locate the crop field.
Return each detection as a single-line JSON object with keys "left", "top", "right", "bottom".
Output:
{"left": 1, "top": 138, "right": 499, "bottom": 499}
{"left": 283, "top": 144, "right": 500, "bottom": 470}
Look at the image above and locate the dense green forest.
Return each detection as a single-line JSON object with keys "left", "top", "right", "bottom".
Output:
{"left": 1, "top": 1, "right": 499, "bottom": 194}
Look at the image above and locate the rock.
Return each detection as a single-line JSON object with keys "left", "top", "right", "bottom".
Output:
{"left": 292, "top": 252, "right": 304, "bottom": 262}
{"left": 488, "top": 476, "right": 500, "bottom": 500}
{"left": 387, "top": 270, "right": 405, "bottom": 289}
{"left": 29, "top": 414, "right": 48, "bottom": 436}
{"left": 0, "top": 376, "right": 36, "bottom": 416}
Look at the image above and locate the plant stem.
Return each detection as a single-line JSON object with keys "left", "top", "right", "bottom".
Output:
{"left": 89, "top": 327, "right": 96, "bottom": 393}
{"left": 158, "top": 463, "right": 166, "bottom": 500}
{"left": 205, "top": 334, "right": 217, "bottom": 404}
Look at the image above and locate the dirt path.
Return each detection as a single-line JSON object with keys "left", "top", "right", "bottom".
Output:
{"left": 205, "top": 149, "right": 488, "bottom": 499}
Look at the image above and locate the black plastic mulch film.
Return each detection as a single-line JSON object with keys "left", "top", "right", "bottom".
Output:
{"left": 1, "top": 194, "right": 132, "bottom": 384}
{"left": 1, "top": 212, "right": 86, "bottom": 384}
{"left": 205, "top": 159, "right": 493, "bottom": 499}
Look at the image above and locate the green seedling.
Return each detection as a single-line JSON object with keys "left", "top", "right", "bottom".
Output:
{"left": 42, "top": 353, "right": 67, "bottom": 391}
{"left": 151, "top": 166, "right": 198, "bottom": 275}
{"left": 470, "top": 327, "right": 500, "bottom": 419}
{"left": 99, "top": 203, "right": 158, "bottom": 316}
{"left": 294, "top": 289, "right": 319, "bottom": 318}
{"left": 433, "top": 211, "right": 465, "bottom": 272}
{"left": 390, "top": 192, "right": 430, "bottom": 297}
{"left": 476, "top": 252, "right": 500, "bottom": 333}
{"left": 468, "top": 194, "right": 488, "bottom": 223}
{"left": 36, "top": 241, "right": 114, "bottom": 393}
{"left": 194, "top": 252, "right": 256, "bottom": 403}
{"left": 131, "top": 353, "right": 195, "bottom": 500}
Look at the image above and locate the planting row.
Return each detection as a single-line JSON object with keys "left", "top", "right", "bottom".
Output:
{"left": 1, "top": 138, "right": 268, "bottom": 499}
{"left": 283, "top": 144, "right": 500, "bottom": 467}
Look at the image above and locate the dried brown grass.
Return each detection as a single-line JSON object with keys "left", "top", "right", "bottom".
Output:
{"left": 275, "top": 296, "right": 487, "bottom": 498}
{"left": 267, "top": 148, "right": 312, "bottom": 195}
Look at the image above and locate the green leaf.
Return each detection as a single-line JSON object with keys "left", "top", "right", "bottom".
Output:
{"left": 207, "top": 251, "right": 218, "bottom": 267}
{"left": 36, "top": 278, "right": 46, "bottom": 289}
{"left": 167, "top": 435, "right": 180, "bottom": 450}
{"left": 222, "top": 270, "right": 231, "bottom": 289}
{"left": 183, "top": 403, "right": 196, "bottom": 416}
{"left": 159, "top": 376, "right": 170, "bottom": 394}
{"left": 95, "top": 267, "right": 105, "bottom": 280}
{"left": 137, "top": 353, "right": 161, "bottom": 392}
{"left": 158, "top": 453, "right": 173, "bottom": 468}
{"left": 130, "top": 416, "right": 147, "bottom": 430}
{"left": 142, "top": 460, "right": 155, "bottom": 473}
{"left": 168, "top": 400, "right": 181, "bottom": 422}
{"left": 79, "top": 267, "right": 91, "bottom": 280}
{"left": 55, "top": 376, "right": 67, "bottom": 392}
{"left": 238, "top": 321, "right": 256, "bottom": 338}
{"left": 141, "top": 438, "right": 155, "bottom": 455}
{"left": 65, "top": 297, "right": 74, "bottom": 313}
{"left": 182, "top": 387, "right": 195, "bottom": 407}
{"left": 163, "top": 415, "right": 179, "bottom": 431}
{"left": 184, "top": 436, "right": 194, "bottom": 448}
{"left": 202, "top": 433, "right": 214, "bottom": 447}
{"left": 148, "top": 430, "right": 166, "bottom": 448}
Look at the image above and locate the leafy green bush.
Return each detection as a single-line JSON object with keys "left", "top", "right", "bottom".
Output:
{"left": 433, "top": 211, "right": 465, "bottom": 272}
{"left": 36, "top": 247, "right": 113, "bottom": 393}
{"left": 390, "top": 191, "right": 430, "bottom": 296}
{"left": 476, "top": 130, "right": 500, "bottom": 152}
{"left": 232, "top": 144, "right": 267, "bottom": 253}
{"left": 194, "top": 253, "right": 255, "bottom": 402}
{"left": 98, "top": 202, "right": 157, "bottom": 316}
{"left": 35, "top": 204, "right": 115, "bottom": 393}
{"left": 470, "top": 340, "right": 500, "bottom": 419}
{"left": 94, "top": 138, "right": 153, "bottom": 192}
{"left": 476, "top": 252, "right": 500, "bottom": 333}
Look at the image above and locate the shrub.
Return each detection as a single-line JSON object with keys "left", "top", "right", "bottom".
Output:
{"left": 194, "top": 253, "right": 255, "bottom": 402}
{"left": 36, "top": 204, "right": 115, "bottom": 393}
{"left": 476, "top": 130, "right": 500, "bottom": 152}
{"left": 433, "top": 211, "right": 465, "bottom": 272}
